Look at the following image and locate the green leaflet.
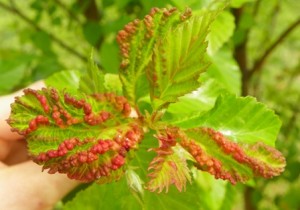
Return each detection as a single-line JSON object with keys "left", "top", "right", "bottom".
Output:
{"left": 168, "top": 93, "right": 281, "bottom": 147}
{"left": 148, "top": 10, "right": 214, "bottom": 111}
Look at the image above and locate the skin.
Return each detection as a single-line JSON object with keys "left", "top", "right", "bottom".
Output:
{"left": 0, "top": 81, "right": 80, "bottom": 210}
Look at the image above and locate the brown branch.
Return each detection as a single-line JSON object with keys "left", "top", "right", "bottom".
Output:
{"left": 244, "top": 187, "right": 256, "bottom": 210}
{"left": 77, "top": 0, "right": 101, "bottom": 21}
{"left": 232, "top": 7, "right": 251, "bottom": 96}
{"left": 0, "top": 1, "right": 88, "bottom": 62}
{"left": 250, "top": 18, "right": 300, "bottom": 77}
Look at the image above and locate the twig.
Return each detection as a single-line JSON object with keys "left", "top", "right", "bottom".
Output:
{"left": 250, "top": 18, "right": 300, "bottom": 77}
{"left": 0, "top": 1, "right": 88, "bottom": 62}
{"left": 77, "top": 0, "right": 101, "bottom": 21}
{"left": 232, "top": 7, "right": 250, "bottom": 96}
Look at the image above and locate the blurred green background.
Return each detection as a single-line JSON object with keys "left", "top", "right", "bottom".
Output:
{"left": 0, "top": 0, "right": 299, "bottom": 209}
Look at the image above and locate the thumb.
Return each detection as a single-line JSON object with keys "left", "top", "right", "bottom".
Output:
{"left": 0, "top": 140, "right": 11, "bottom": 161}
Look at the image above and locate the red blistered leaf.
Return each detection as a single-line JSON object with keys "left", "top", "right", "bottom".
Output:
{"left": 8, "top": 88, "right": 144, "bottom": 183}
{"left": 179, "top": 127, "right": 286, "bottom": 184}
{"left": 32, "top": 122, "right": 143, "bottom": 182}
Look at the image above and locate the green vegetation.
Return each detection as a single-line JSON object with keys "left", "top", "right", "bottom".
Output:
{"left": 1, "top": 0, "right": 299, "bottom": 209}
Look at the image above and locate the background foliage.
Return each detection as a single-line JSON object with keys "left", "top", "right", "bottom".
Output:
{"left": 0, "top": 0, "right": 299, "bottom": 209}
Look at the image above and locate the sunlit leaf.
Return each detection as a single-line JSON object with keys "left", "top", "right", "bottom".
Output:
{"left": 169, "top": 93, "right": 281, "bottom": 146}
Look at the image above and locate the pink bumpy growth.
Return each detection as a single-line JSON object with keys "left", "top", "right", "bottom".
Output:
{"left": 9, "top": 88, "right": 144, "bottom": 183}
{"left": 179, "top": 127, "right": 285, "bottom": 184}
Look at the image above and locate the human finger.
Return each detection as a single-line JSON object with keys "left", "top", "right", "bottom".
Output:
{"left": 0, "top": 161, "right": 7, "bottom": 169}
{"left": 0, "top": 161, "right": 80, "bottom": 210}
{"left": 0, "top": 139, "right": 11, "bottom": 161}
{"left": 0, "top": 139, "right": 28, "bottom": 165}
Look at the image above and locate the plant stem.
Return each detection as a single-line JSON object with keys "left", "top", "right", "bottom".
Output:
{"left": 232, "top": 7, "right": 250, "bottom": 96}
{"left": 244, "top": 187, "right": 255, "bottom": 210}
